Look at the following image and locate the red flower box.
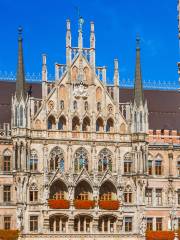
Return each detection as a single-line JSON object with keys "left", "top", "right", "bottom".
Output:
{"left": 99, "top": 200, "right": 119, "bottom": 210}
{"left": 48, "top": 199, "right": 70, "bottom": 209}
{"left": 74, "top": 200, "right": 95, "bottom": 209}
{"left": 146, "top": 231, "right": 175, "bottom": 240}
{"left": 0, "top": 230, "right": 19, "bottom": 240}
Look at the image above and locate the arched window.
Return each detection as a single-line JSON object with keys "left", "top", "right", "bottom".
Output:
{"left": 82, "top": 117, "right": 90, "bottom": 131}
{"left": 148, "top": 155, "right": 153, "bottom": 175}
{"left": 84, "top": 101, "right": 88, "bottom": 111}
{"left": 73, "top": 100, "right": 77, "bottom": 110}
{"left": 50, "top": 180, "right": 68, "bottom": 200}
{"left": 124, "top": 186, "right": 133, "bottom": 204}
{"left": 98, "top": 149, "right": 113, "bottom": 172}
{"left": 30, "top": 150, "right": 38, "bottom": 171}
{"left": 74, "top": 148, "right": 88, "bottom": 172}
{"left": 29, "top": 183, "right": 38, "bottom": 202}
{"left": 3, "top": 149, "right": 11, "bottom": 172}
{"left": 124, "top": 153, "right": 133, "bottom": 174}
{"left": 96, "top": 117, "right": 104, "bottom": 132}
{"left": 155, "top": 155, "right": 163, "bottom": 175}
{"left": 50, "top": 147, "right": 64, "bottom": 171}
{"left": 72, "top": 116, "right": 80, "bottom": 131}
{"left": 48, "top": 115, "right": 56, "bottom": 130}
{"left": 74, "top": 180, "right": 93, "bottom": 200}
{"left": 106, "top": 118, "right": 114, "bottom": 132}
{"left": 99, "top": 181, "right": 117, "bottom": 201}
{"left": 20, "top": 106, "right": 23, "bottom": 126}
{"left": 58, "top": 116, "right": 66, "bottom": 130}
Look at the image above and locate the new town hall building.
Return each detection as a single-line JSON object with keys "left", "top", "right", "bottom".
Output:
{"left": 0, "top": 5, "right": 180, "bottom": 240}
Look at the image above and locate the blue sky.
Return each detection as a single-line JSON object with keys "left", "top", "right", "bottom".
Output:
{"left": 0, "top": 0, "right": 178, "bottom": 85}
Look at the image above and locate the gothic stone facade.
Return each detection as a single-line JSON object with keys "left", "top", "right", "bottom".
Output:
{"left": 0, "top": 18, "right": 179, "bottom": 240}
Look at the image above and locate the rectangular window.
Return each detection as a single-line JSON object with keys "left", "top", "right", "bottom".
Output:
{"left": 4, "top": 216, "right": 11, "bottom": 230}
{"left": 124, "top": 193, "right": 132, "bottom": 204}
{"left": 30, "top": 216, "right": 38, "bottom": 232}
{"left": 145, "top": 188, "right": 153, "bottom": 205}
{"left": 156, "top": 189, "right": 162, "bottom": 206}
{"left": 147, "top": 218, "right": 153, "bottom": 231}
{"left": 155, "top": 160, "right": 162, "bottom": 175}
{"left": 3, "top": 185, "right": 11, "bottom": 202}
{"left": 125, "top": 217, "right": 132, "bottom": 232}
{"left": 156, "top": 218, "right": 162, "bottom": 231}
{"left": 3, "top": 156, "right": 11, "bottom": 172}
{"left": 124, "top": 162, "right": 132, "bottom": 174}
{"left": 29, "top": 191, "right": 38, "bottom": 202}
{"left": 148, "top": 160, "right": 153, "bottom": 175}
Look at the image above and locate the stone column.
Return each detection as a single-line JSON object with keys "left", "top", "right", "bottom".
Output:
{"left": 168, "top": 151, "right": 173, "bottom": 177}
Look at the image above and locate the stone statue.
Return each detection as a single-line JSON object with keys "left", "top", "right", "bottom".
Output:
{"left": 17, "top": 207, "right": 23, "bottom": 230}
{"left": 139, "top": 216, "right": 147, "bottom": 236}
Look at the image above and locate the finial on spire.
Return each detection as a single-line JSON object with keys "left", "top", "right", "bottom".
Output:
{"left": 66, "top": 19, "right": 71, "bottom": 30}
{"left": 136, "top": 34, "right": 140, "bottom": 49}
{"left": 114, "top": 59, "right": 119, "bottom": 86}
{"left": 78, "top": 16, "right": 84, "bottom": 32}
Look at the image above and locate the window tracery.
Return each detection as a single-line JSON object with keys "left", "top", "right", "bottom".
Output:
{"left": 74, "top": 148, "right": 88, "bottom": 172}
{"left": 50, "top": 147, "right": 64, "bottom": 171}
{"left": 98, "top": 149, "right": 112, "bottom": 172}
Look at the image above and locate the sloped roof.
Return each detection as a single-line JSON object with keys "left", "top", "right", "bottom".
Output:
{"left": 0, "top": 80, "right": 180, "bottom": 131}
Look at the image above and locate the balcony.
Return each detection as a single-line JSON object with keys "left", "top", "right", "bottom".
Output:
{"left": 48, "top": 199, "right": 70, "bottom": 209}
{"left": 74, "top": 200, "right": 95, "bottom": 209}
{"left": 99, "top": 200, "right": 119, "bottom": 210}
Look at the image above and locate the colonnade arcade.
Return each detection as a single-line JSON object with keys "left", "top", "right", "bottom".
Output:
{"left": 49, "top": 214, "right": 118, "bottom": 233}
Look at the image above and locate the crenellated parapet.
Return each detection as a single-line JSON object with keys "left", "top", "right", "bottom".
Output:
{"left": 148, "top": 129, "right": 180, "bottom": 145}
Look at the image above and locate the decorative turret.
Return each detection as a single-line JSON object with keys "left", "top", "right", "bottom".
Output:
{"left": 134, "top": 36, "right": 144, "bottom": 108}
{"left": 16, "top": 27, "right": 26, "bottom": 102}
{"left": 90, "top": 21, "right": 95, "bottom": 69}
{"left": 66, "top": 19, "right": 72, "bottom": 66}
{"left": 42, "top": 54, "right": 47, "bottom": 99}
{"left": 113, "top": 59, "right": 120, "bottom": 111}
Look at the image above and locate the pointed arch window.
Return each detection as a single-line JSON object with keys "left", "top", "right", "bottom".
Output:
{"left": 106, "top": 118, "right": 114, "bottom": 132}
{"left": 50, "top": 147, "right": 64, "bottom": 171}
{"left": 3, "top": 149, "right": 11, "bottom": 172}
{"left": 58, "top": 116, "right": 66, "bottom": 130}
{"left": 20, "top": 106, "right": 23, "bottom": 126}
{"left": 73, "top": 100, "right": 77, "bottom": 110}
{"left": 124, "top": 153, "right": 133, "bottom": 174}
{"left": 98, "top": 149, "right": 112, "bottom": 172}
{"left": 124, "top": 186, "right": 133, "bottom": 204}
{"left": 29, "top": 183, "right": 38, "bottom": 202}
{"left": 48, "top": 115, "right": 56, "bottom": 130}
{"left": 60, "top": 100, "right": 64, "bottom": 110}
{"left": 30, "top": 150, "right": 38, "bottom": 171}
{"left": 74, "top": 148, "right": 88, "bottom": 173}
{"left": 84, "top": 101, "right": 88, "bottom": 111}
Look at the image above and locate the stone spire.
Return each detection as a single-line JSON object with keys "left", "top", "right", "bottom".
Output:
{"left": 16, "top": 27, "right": 26, "bottom": 101}
{"left": 134, "top": 36, "right": 144, "bottom": 107}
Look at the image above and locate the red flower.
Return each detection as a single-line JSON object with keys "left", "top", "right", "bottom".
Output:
{"left": 99, "top": 200, "right": 119, "bottom": 210}
{"left": 146, "top": 231, "right": 176, "bottom": 240}
{"left": 74, "top": 200, "right": 95, "bottom": 209}
{"left": 48, "top": 199, "right": 70, "bottom": 209}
